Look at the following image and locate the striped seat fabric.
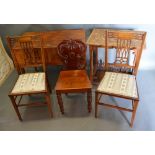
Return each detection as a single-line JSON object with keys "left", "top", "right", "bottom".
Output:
{"left": 97, "top": 72, "right": 138, "bottom": 99}
{"left": 11, "top": 72, "right": 46, "bottom": 94}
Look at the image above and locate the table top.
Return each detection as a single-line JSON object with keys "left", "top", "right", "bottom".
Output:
{"left": 87, "top": 28, "right": 146, "bottom": 48}
{"left": 13, "top": 29, "right": 86, "bottom": 49}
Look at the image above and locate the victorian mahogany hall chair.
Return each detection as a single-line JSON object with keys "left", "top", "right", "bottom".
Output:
{"left": 55, "top": 39, "right": 92, "bottom": 114}
{"left": 95, "top": 30, "right": 146, "bottom": 127}
{"left": 8, "top": 35, "right": 53, "bottom": 121}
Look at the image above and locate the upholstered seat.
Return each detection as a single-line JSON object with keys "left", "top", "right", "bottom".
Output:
{"left": 97, "top": 72, "right": 138, "bottom": 99}
{"left": 95, "top": 30, "right": 146, "bottom": 127}
{"left": 8, "top": 36, "right": 53, "bottom": 121}
{"left": 11, "top": 72, "right": 46, "bottom": 94}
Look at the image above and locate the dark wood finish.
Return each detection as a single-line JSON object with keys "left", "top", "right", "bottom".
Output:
{"left": 87, "top": 28, "right": 146, "bottom": 82}
{"left": 95, "top": 30, "right": 146, "bottom": 127}
{"left": 57, "top": 39, "right": 86, "bottom": 70}
{"left": 55, "top": 40, "right": 92, "bottom": 114}
{"left": 8, "top": 35, "right": 53, "bottom": 121}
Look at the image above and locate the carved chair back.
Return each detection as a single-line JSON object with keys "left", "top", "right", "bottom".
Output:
{"left": 57, "top": 39, "right": 86, "bottom": 70}
{"left": 7, "top": 35, "right": 45, "bottom": 74}
{"left": 14, "top": 36, "right": 43, "bottom": 74}
{"left": 105, "top": 30, "right": 146, "bottom": 75}
{"left": 19, "top": 36, "right": 42, "bottom": 67}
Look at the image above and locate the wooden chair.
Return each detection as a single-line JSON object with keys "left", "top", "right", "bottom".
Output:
{"left": 8, "top": 35, "right": 53, "bottom": 121}
{"left": 6, "top": 36, "right": 41, "bottom": 74}
{"left": 55, "top": 39, "right": 92, "bottom": 114}
{"left": 95, "top": 30, "right": 146, "bottom": 127}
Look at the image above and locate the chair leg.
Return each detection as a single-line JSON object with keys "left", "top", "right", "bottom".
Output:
{"left": 87, "top": 90, "right": 92, "bottom": 113}
{"left": 9, "top": 95, "right": 22, "bottom": 121}
{"left": 56, "top": 91, "right": 64, "bottom": 114}
{"left": 45, "top": 93, "right": 53, "bottom": 118}
{"left": 130, "top": 100, "right": 139, "bottom": 127}
{"left": 95, "top": 92, "right": 99, "bottom": 118}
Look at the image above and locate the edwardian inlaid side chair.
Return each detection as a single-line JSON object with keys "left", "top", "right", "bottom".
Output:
{"left": 8, "top": 35, "right": 53, "bottom": 121}
{"left": 95, "top": 30, "right": 146, "bottom": 127}
{"left": 7, "top": 36, "right": 41, "bottom": 74}
{"left": 55, "top": 39, "right": 92, "bottom": 114}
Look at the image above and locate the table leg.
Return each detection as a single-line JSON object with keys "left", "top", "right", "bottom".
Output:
{"left": 96, "top": 46, "right": 98, "bottom": 67}
{"left": 93, "top": 46, "right": 98, "bottom": 77}
{"left": 89, "top": 45, "right": 94, "bottom": 82}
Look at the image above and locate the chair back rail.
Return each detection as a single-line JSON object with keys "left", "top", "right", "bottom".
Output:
{"left": 57, "top": 39, "right": 86, "bottom": 70}
{"left": 7, "top": 35, "right": 44, "bottom": 74}
{"left": 105, "top": 30, "right": 146, "bottom": 75}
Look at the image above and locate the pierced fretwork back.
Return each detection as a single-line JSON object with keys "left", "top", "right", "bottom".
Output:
{"left": 19, "top": 36, "right": 42, "bottom": 67}
{"left": 105, "top": 30, "right": 146, "bottom": 75}
{"left": 57, "top": 39, "right": 86, "bottom": 70}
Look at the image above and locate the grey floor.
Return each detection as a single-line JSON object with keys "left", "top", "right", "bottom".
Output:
{"left": 0, "top": 67, "right": 155, "bottom": 131}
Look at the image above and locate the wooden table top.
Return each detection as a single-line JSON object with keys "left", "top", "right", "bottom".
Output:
{"left": 87, "top": 28, "right": 146, "bottom": 48}
{"left": 13, "top": 29, "right": 86, "bottom": 49}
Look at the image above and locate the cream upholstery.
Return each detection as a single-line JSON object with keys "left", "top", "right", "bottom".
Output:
{"left": 97, "top": 72, "right": 138, "bottom": 98}
{"left": 0, "top": 37, "right": 14, "bottom": 87}
{"left": 11, "top": 72, "right": 46, "bottom": 94}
